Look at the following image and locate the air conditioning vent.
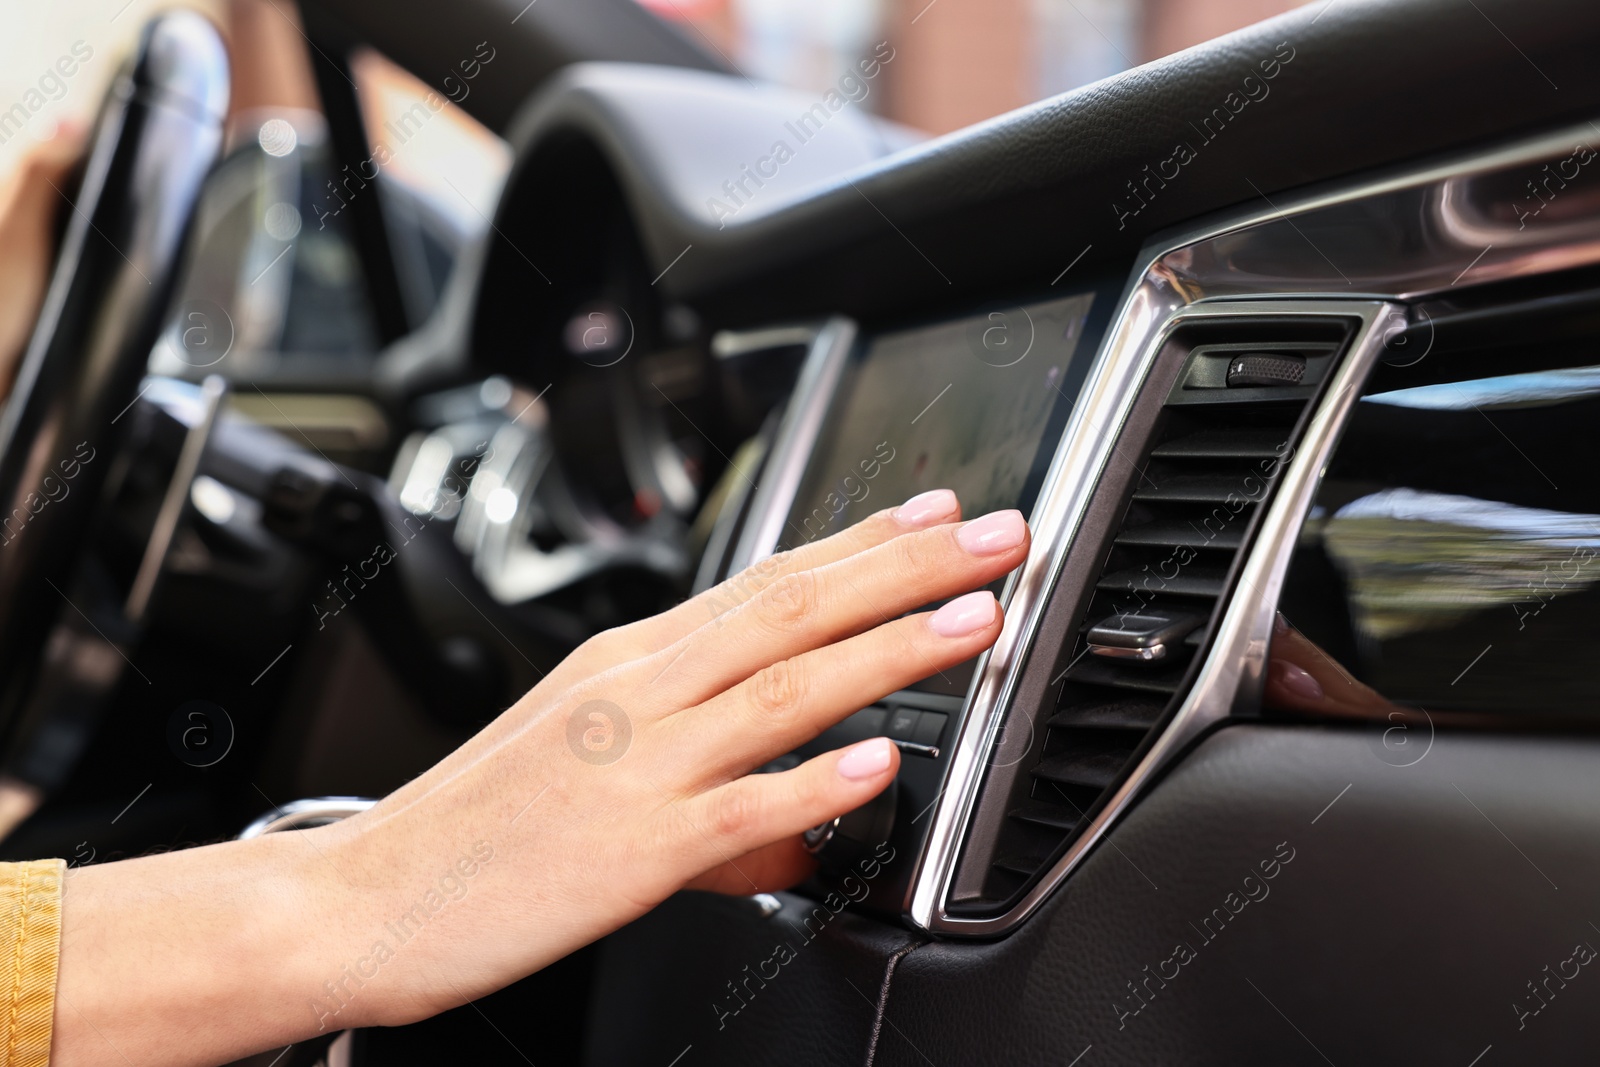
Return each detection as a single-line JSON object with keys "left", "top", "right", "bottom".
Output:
{"left": 972, "top": 327, "right": 1351, "bottom": 908}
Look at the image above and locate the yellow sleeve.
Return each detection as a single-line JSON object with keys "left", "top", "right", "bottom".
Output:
{"left": 0, "top": 860, "right": 63, "bottom": 1067}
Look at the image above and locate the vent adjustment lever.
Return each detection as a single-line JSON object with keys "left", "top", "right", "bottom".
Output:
{"left": 1086, "top": 611, "right": 1202, "bottom": 662}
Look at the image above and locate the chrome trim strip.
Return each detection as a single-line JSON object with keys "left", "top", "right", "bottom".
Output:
{"left": 691, "top": 437, "right": 763, "bottom": 594}
{"left": 125, "top": 374, "right": 228, "bottom": 623}
{"left": 908, "top": 116, "right": 1600, "bottom": 935}
{"left": 1154, "top": 125, "right": 1600, "bottom": 304}
{"left": 726, "top": 317, "right": 856, "bottom": 571}
{"left": 904, "top": 273, "right": 1185, "bottom": 927}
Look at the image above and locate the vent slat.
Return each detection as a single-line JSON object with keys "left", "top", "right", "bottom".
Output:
{"left": 1066, "top": 658, "right": 1188, "bottom": 693}
{"left": 1048, "top": 697, "right": 1166, "bottom": 731}
{"left": 1097, "top": 568, "right": 1226, "bottom": 598}
{"left": 1032, "top": 748, "right": 1134, "bottom": 791}
{"left": 1008, "top": 800, "right": 1081, "bottom": 832}
{"left": 1133, "top": 475, "right": 1270, "bottom": 505}
{"left": 1114, "top": 520, "right": 1246, "bottom": 550}
{"left": 994, "top": 851, "right": 1054, "bottom": 877}
{"left": 1149, "top": 427, "right": 1289, "bottom": 460}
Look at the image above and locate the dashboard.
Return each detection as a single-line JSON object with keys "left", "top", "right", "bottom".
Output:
{"left": 303, "top": 0, "right": 1600, "bottom": 1062}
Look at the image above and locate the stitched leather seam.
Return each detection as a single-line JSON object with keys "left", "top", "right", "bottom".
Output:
{"left": 862, "top": 939, "right": 922, "bottom": 1067}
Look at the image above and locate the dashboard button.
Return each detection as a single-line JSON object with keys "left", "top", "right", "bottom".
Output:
{"left": 886, "top": 707, "right": 921, "bottom": 740}
{"left": 912, "top": 711, "right": 947, "bottom": 748}
{"left": 850, "top": 706, "right": 888, "bottom": 738}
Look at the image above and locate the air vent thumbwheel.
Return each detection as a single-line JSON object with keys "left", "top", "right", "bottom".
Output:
{"left": 1226, "top": 351, "right": 1307, "bottom": 387}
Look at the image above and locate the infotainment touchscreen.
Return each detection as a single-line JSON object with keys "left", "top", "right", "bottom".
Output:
{"left": 779, "top": 290, "right": 1102, "bottom": 693}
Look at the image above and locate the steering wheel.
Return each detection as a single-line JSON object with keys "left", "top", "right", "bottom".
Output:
{"left": 0, "top": 13, "right": 227, "bottom": 794}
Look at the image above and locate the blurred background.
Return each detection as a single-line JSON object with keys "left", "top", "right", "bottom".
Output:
{"left": 0, "top": 1, "right": 514, "bottom": 380}
{"left": 637, "top": 0, "right": 1313, "bottom": 134}
{"left": 0, "top": 0, "right": 1310, "bottom": 377}
{"left": 2, "top": 0, "right": 1316, "bottom": 173}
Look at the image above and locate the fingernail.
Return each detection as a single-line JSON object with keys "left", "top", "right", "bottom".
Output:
{"left": 928, "top": 590, "right": 998, "bottom": 637}
{"left": 1273, "top": 611, "right": 1291, "bottom": 635}
{"left": 895, "top": 489, "right": 958, "bottom": 528}
{"left": 837, "top": 737, "right": 894, "bottom": 780}
{"left": 956, "top": 510, "right": 1027, "bottom": 555}
{"left": 1272, "top": 660, "right": 1323, "bottom": 702}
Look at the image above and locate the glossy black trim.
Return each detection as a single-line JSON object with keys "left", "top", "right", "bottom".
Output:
{"left": 298, "top": 6, "right": 415, "bottom": 345}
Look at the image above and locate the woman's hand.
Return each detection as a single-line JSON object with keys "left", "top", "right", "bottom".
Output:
{"left": 54, "top": 490, "right": 1030, "bottom": 1065}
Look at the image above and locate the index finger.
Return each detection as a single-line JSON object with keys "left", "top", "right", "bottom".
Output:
{"left": 622, "top": 488, "right": 963, "bottom": 656}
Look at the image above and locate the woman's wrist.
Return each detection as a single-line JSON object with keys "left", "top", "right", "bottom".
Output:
{"left": 303, "top": 810, "right": 512, "bottom": 1030}
{"left": 53, "top": 828, "right": 354, "bottom": 1066}
{"left": 52, "top": 807, "right": 512, "bottom": 1066}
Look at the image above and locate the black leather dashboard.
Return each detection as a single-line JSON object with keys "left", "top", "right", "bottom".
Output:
{"left": 445, "top": 0, "right": 1600, "bottom": 332}
{"left": 884, "top": 725, "right": 1600, "bottom": 1065}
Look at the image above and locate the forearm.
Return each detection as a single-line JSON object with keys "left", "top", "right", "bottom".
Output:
{"left": 53, "top": 830, "right": 353, "bottom": 1067}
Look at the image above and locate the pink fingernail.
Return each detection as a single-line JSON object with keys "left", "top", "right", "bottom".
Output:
{"left": 895, "top": 489, "right": 958, "bottom": 528}
{"left": 837, "top": 737, "right": 894, "bottom": 780}
{"left": 928, "top": 590, "right": 998, "bottom": 637}
{"left": 956, "top": 510, "right": 1027, "bottom": 555}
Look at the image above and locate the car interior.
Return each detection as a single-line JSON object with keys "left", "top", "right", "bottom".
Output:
{"left": 3, "top": 0, "right": 1599, "bottom": 1063}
